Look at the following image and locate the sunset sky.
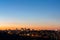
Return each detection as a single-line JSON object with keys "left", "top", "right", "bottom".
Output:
{"left": 0, "top": 0, "right": 60, "bottom": 30}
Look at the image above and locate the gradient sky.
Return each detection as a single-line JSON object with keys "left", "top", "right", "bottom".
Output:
{"left": 0, "top": 0, "right": 60, "bottom": 30}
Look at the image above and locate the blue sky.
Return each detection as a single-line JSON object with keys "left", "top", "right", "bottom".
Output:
{"left": 0, "top": 0, "right": 60, "bottom": 25}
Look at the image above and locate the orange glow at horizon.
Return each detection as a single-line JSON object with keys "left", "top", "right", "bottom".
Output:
{"left": 0, "top": 23, "right": 60, "bottom": 30}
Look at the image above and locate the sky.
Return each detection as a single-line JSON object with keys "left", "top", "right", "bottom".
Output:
{"left": 0, "top": 0, "right": 60, "bottom": 30}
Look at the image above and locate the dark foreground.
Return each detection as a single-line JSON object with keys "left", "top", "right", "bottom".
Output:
{"left": 0, "top": 30, "right": 60, "bottom": 40}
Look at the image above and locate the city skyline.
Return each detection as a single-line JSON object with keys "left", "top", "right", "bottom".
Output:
{"left": 0, "top": 0, "right": 60, "bottom": 30}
